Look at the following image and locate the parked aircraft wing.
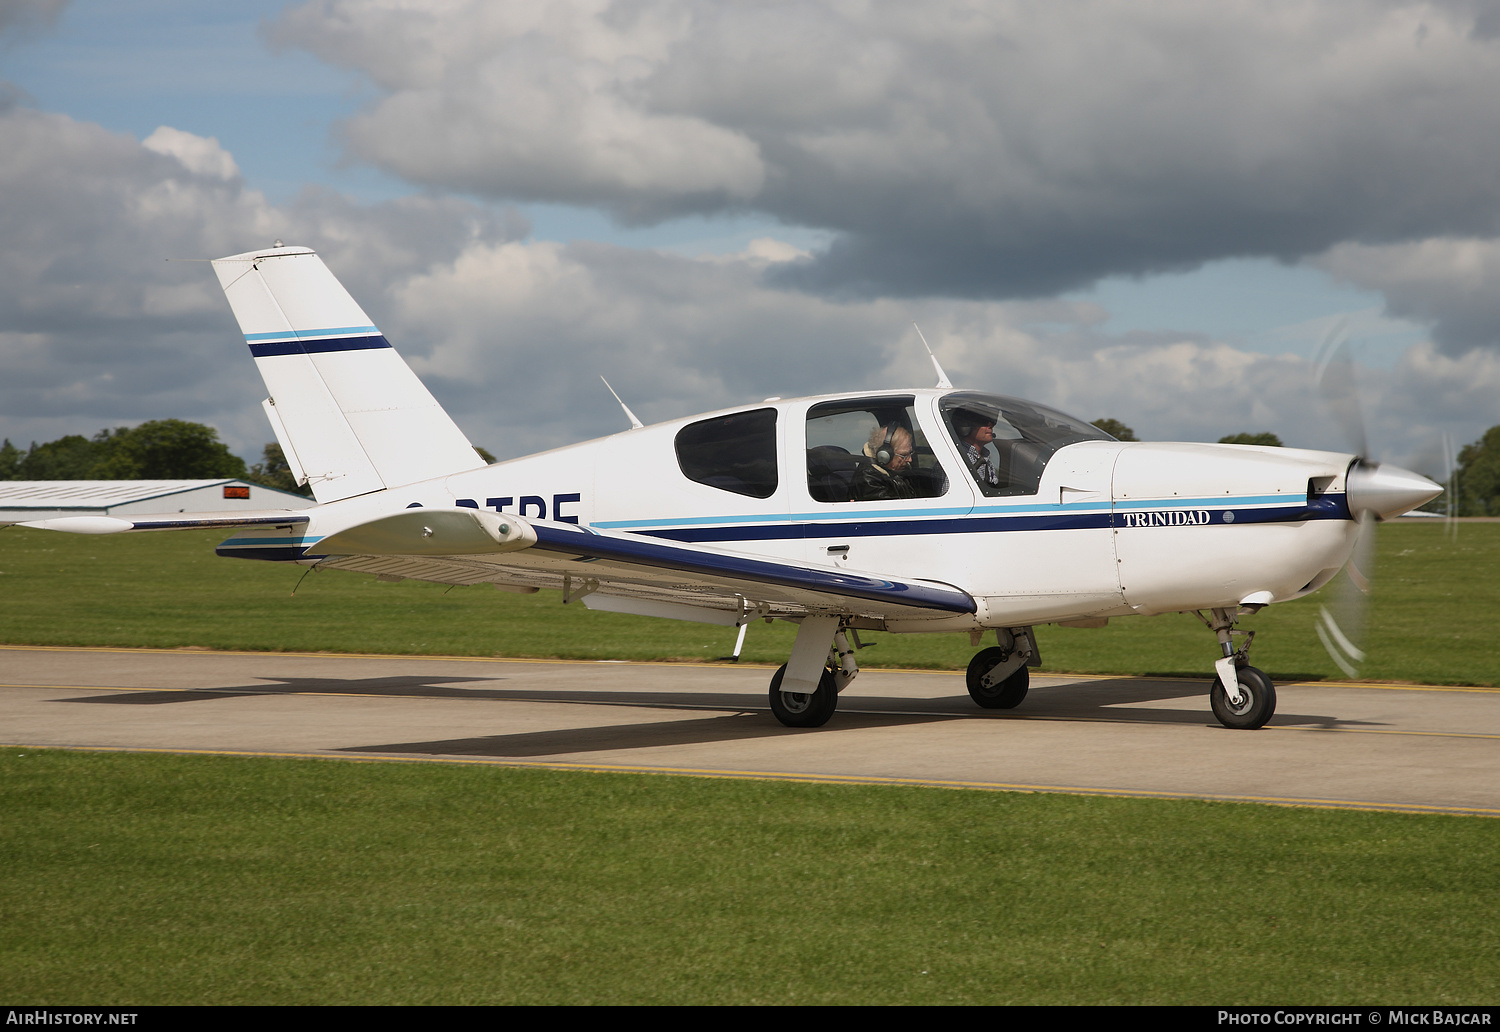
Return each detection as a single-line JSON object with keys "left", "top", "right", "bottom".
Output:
{"left": 17, "top": 512, "right": 311, "bottom": 534}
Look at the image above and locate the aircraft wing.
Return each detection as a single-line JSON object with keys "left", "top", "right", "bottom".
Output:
{"left": 219, "top": 508, "right": 976, "bottom": 624}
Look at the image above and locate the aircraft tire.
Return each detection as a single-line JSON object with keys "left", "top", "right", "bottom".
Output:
{"left": 1210, "top": 665, "right": 1276, "bottom": 729}
{"left": 966, "top": 648, "right": 1029, "bottom": 709}
{"left": 768, "top": 663, "right": 838, "bottom": 728}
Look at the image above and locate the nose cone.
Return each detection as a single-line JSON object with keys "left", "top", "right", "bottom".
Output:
{"left": 1345, "top": 461, "right": 1442, "bottom": 520}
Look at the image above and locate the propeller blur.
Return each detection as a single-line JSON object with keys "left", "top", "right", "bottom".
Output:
{"left": 16, "top": 246, "right": 1442, "bottom": 730}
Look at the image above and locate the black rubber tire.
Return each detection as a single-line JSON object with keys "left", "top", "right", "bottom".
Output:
{"left": 966, "top": 647, "right": 1030, "bottom": 709}
{"left": 769, "top": 663, "right": 839, "bottom": 728}
{"left": 1210, "top": 665, "right": 1276, "bottom": 729}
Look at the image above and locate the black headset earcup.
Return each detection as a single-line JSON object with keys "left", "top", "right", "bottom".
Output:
{"left": 875, "top": 425, "right": 895, "bottom": 465}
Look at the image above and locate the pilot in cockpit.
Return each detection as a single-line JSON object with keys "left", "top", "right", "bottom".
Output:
{"left": 953, "top": 410, "right": 1001, "bottom": 490}
{"left": 850, "top": 424, "right": 917, "bottom": 500}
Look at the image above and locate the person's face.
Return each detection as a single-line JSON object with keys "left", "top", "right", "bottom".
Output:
{"left": 889, "top": 440, "right": 914, "bottom": 470}
{"left": 965, "top": 422, "right": 995, "bottom": 448}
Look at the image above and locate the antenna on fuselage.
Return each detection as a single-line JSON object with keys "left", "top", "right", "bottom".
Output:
{"left": 600, "top": 376, "right": 644, "bottom": 430}
{"left": 913, "top": 323, "right": 953, "bottom": 389}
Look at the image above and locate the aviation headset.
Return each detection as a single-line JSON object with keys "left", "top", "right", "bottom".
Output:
{"left": 875, "top": 424, "right": 897, "bottom": 466}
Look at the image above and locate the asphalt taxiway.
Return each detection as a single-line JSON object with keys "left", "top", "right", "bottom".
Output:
{"left": 2, "top": 644, "right": 1496, "bottom": 815}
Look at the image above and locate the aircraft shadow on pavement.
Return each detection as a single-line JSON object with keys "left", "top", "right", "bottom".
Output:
{"left": 54, "top": 671, "right": 1383, "bottom": 732}
{"left": 937, "top": 679, "right": 1388, "bottom": 730}
{"left": 340, "top": 710, "right": 954, "bottom": 758}
{"left": 57, "top": 674, "right": 510, "bottom": 705}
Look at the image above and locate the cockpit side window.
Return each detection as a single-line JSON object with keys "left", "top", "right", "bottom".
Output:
{"left": 805, "top": 397, "right": 948, "bottom": 502}
{"left": 675, "top": 408, "right": 779, "bottom": 498}
{"left": 941, "top": 392, "right": 1112, "bottom": 497}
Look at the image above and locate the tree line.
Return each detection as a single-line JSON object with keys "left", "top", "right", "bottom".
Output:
{"left": 0, "top": 420, "right": 309, "bottom": 496}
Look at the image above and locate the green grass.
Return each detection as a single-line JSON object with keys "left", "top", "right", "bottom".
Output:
{"left": 1, "top": 522, "right": 1493, "bottom": 685}
{"left": 3, "top": 748, "right": 1497, "bottom": 1005}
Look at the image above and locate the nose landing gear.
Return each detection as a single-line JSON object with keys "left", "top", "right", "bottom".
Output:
{"left": 1199, "top": 607, "right": 1276, "bottom": 729}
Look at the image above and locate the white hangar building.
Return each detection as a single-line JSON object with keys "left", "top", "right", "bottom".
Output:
{"left": 0, "top": 480, "right": 315, "bottom": 525}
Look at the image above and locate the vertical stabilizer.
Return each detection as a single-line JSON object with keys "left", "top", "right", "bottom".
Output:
{"left": 212, "top": 245, "right": 483, "bottom": 502}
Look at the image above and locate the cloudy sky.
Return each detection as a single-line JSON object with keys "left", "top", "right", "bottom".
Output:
{"left": 3, "top": 0, "right": 1498, "bottom": 473}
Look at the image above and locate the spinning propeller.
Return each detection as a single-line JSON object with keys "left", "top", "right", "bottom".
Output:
{"left": 1313, "top": 330, "right": 1442, "bottom": 677}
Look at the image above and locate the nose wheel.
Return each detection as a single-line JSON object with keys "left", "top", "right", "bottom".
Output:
{"left": 1210, "top": 665, "right": 1276, "bottom": 730}
{"left": 1199, "top": 608, "right": 1277, "bottom": 729}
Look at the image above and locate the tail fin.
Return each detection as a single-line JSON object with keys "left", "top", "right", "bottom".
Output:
{"left": 211, "top": 245, "right": 483, "bottom": 503}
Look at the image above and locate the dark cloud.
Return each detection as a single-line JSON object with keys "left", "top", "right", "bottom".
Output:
{"left": 0, "top": 76, "right": 1492, "bottom": 476}
{"left": 0, "top": 0, "right": 67, "bottom": 41}
{"left": 274, "top": 0, "right": 1500, "bottom": 311}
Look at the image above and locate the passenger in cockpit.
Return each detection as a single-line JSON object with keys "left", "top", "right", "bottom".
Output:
{"left": 851, "top": 424, "right": 917, "bottom": 500}
{"left": 953, "top": 410, "right": 1001, "bottom": 490}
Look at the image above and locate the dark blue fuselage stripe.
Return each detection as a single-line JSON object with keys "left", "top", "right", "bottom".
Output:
{"left": 635, "top": 497, "right": 1351, "bottom": 544}
{"left": 248, "top": 335, "right": 392, "bottom": 358}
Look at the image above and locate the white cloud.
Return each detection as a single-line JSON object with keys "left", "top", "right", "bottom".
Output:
{"left": 142, "top": 126, "right": 241, "bottom": 181}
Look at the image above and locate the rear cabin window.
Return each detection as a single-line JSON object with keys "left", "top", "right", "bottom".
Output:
{"left": 805, "top": 397, "right": 948, "bottom": 502}
{"left": 674, "top": 408, "right": 779, "bottom": 498}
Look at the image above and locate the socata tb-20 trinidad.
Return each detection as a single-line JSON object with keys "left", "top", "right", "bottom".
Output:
{"left": 23, "top": 244, "right": 1441, "bottom": 729}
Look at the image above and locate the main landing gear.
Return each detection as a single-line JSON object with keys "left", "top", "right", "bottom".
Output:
{"left": 1198, "top": 607, "right": 1277, "bottom": 730}
{"left": 965, "top": 627, "right": 1037, "bottom": 711}
{"left": 768, "top": 616, "right": 861, "bottom": 728}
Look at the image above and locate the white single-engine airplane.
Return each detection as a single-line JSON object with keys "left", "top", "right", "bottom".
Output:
{"left": 23, "top": 245, "right": 1442, "bottom": 730}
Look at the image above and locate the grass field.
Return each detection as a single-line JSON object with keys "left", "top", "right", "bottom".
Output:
{"left": 0, "top": 521, "right": 1494, "bottom": 685}
{"left": 3, "top": 520, "right": 1496, "bottom": 1005}
{"left": 3, "top": 748, "right": 1498, "bottom": 1006}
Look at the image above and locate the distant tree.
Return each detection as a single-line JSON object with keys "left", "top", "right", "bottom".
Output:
{"left": 0, "top": 439, "right": 22, "bottom": 480}
{"left": 1218, "top": 432, "right": 1283, "bottom": 447}
{"left": 15, "top": 434, "right": 104, "bottom": 479}
{"left": 1091, "top": 418, "right": 1137, "bottom": 441}
{"left": 1454, "top": 424, "right": 1500, "bottom": 517}
{"left": 89, "top": 420, "right": 247, "bottom": 480}
{"left": 247, "top": 442, "right": 312, "bottom": 497}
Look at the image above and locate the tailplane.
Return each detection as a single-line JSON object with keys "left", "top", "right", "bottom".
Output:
{"left": 211, "top": 245, "right": 484, "bottom": 502}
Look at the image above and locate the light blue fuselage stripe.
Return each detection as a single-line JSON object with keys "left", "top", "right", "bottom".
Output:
{"left": 593, "top": 494, "right": 1305, "bottom": 531}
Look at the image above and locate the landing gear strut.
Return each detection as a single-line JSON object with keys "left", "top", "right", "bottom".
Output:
{"left": 768, "top": 617, "right": 861, "bottom": 728}
{"left": 965, "top": 627, "right": 1036, "bottom": 710}
{"left": 1198, "top": 607, "right": 1277, "bottom": 730}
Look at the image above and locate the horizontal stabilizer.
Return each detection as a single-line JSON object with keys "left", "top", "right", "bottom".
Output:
{"left": 316, "top": 508, "right": 537, "bottom": 557}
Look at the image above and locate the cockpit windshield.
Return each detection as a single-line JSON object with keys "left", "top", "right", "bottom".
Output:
{"left": 939, "top": 391, "right": 1114, "bottom": 497}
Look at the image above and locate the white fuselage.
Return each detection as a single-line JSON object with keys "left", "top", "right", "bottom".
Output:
{"left": 298, "top": 389, "right": 1361, "bottom": 632}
